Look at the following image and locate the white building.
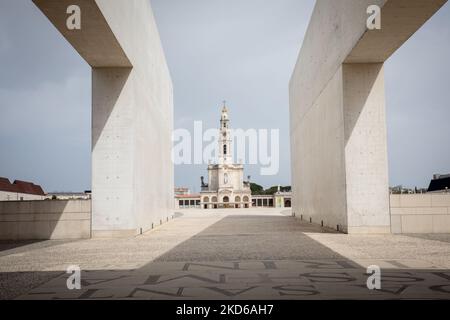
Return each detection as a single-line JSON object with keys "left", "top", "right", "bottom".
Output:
{"left": 200, "top": 105, "right": 252, "bottom": 209}
{"left": 45, "top": 192, "right": 91, "bottom": 200}
{"left": 252, "top": 189, "right": 292, "bottom": 208}
{"left": 0, "top": 177, "right": 46, "bottom": 201}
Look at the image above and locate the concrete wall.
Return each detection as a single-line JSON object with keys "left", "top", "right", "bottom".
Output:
{"left": 290, "top": 0, "right": 447, "bottom": 233}
{"left": 390, "top": 194, "right": 450, "bottom": 233}
{"left": 33, "top": 0, "right": 174, "bottom": 237}
{"left": 0, "top": 200, "right": 91, "bottom": 240}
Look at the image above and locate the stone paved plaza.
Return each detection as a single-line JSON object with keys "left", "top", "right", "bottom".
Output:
{"left": 1, "top": 208, "right": 450, "bottom": 300}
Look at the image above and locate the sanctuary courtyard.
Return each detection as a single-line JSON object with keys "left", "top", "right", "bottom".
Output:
{"left": 1, "top": 208, "right": 450, "bottom": 300}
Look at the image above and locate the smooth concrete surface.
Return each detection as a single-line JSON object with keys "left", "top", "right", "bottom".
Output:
{"left": 33, "top": 0, "right": 174, "bottom": 236}
{"left": 33, "top": 0, "right": 131, "bottom": 67}
{"left": 343, "top": 64, "right": 390, "bottom": 233}
{"left": 289, "top": 0, "right": 447, "bottom": 233}
{"left": 0, "top": 209, "right": 449, "bottom": 300}
{"left": 290, "top": 67, "right": 348, "bottom": 231}
{"left": 0, "top": 200, "right": 91, "bottom": 240}
{"left": 390, "top": 194, "right": 450, "bottom": 234}
{"left": 345, "top": 0, "right": 449, "bottom": 63}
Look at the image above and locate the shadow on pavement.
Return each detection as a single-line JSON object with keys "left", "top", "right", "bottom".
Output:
{"left": 1, "top": 215, "right": 450, "bottom": 300}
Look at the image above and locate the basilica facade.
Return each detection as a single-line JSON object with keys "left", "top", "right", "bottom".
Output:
{"left": 200, "top": 105, "right": 252, "bottom": 209}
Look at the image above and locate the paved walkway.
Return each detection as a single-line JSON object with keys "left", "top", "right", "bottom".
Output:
{"left": 1, "top": 209, "right": 450, "bottom": 299}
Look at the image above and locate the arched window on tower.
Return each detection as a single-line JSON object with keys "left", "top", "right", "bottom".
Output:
{"left": 223, "top": 144, "right": 227, "bottom": 155}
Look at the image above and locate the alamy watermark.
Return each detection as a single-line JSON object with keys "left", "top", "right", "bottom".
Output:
{"left": 66, "top": 5, "right": 81, "bottom": 30}
{"left": 367, "top": 5, "right": 381, "bottom": 30}
{"left": 66, "top": 265, "right": 81, "bottom": 290}
{"left": 172, "top": 121, "right": 280, "bottom": 176}
{"left": 366, "top": 265, "right": 381, "bottom": 290}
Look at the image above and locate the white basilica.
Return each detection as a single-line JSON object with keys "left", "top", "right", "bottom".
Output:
{"left": 200, "top": 105, "right": 252, "bottom": 209}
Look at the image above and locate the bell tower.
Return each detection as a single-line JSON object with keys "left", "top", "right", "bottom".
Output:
{"left": 218, "top": 102, "right": 232, "bottom": 165}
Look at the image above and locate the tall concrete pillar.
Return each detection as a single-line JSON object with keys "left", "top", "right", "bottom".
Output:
{"left": 34, "top": 0, "right": 174, "bottom": 237}
{"left": 290, "top": 0, "right": 447, "bottom": 233}
{"left": 92, "top": 68, "right": 135, "bottom": 235}
{"left": 342, "top": 63, "right": 390, "bottom": 233}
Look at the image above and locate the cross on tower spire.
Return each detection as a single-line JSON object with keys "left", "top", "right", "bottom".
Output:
{"left": 222, "top": 100, "right": 228, "bottom": 113}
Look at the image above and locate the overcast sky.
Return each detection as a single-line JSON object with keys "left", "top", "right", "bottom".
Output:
{"left": 0, "top": 0, "right": 449, "bottom": 193}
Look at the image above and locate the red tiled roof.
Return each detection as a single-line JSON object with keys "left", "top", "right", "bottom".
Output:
{"left": 0, "top": 177, "right": 45, "bottom": 196}
{"left": 0, "top": 178, "right": 17, "bottom": 193}
{"left": 0, "top": 177, "right": 11, "bottom": 184}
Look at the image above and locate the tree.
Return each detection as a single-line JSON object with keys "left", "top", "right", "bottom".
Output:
{"left": 264, "top": 186, "right": 279, "bottom": 195}
{"left": 250, "top": 183, "right": 292, "bottom": 195}
{"left": 250, "top": 183, "right": 264, "bottom": 195}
